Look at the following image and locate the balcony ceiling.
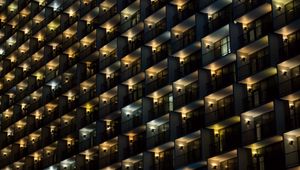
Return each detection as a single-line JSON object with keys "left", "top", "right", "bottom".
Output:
{"left": 207, "top": 116, "right": 240, "bottom": 130}
{"left": 145, "top": 6, "right": 166, "bottom": 24}
{"left": 101, "top": 0, "right": 117, "bottom": 8}
{"left": 172, "top": 41, "right": 201, "bottom": 58}
{"left": 145, "top": 31, "right": 171, "bottom": 48}
{"left": 275, "top": 19, "right": 300, "bottom": 36}
{"left": 201, "top": 0, "right": 232, "bottom": 15}
{"left": 202, "top": 25, "right": 229, "bottom": 43}
{"left": 174, "top": 71, "right": 198, "bottom": 86}
{"left": 121, "top": 0, "right": 140, "bottom": 16}
{"left": 278, "top": 54, "right": 300, "bottom": 69}
{"left": 238, "top": 36, "right": 268, "bottom": 55}
{"left": 122, "top": 22, "right": 144, "bottom": 38}
{"left": 245, "top": 135, "right": 283, "bottom": 150}
{"left": 208, "top": 150, "right": 237, "bottom": 163}
{"left": 172, "top": 15, "right": 195, "bottom": 33}
{"left": 235, "top": 3, "right": 272, "bottom": 25}
{"left": 206, "top": 85, "right": 233, "bottom": 101}
{"left": 149, "top": 141, "right": 174, "bottom": 152}
{"left": 242, "top": 102, "right": 273, "bottom": 118}
{"left": 175, "top": 130, "right": 200, "bottom": 143}
{"left": 239, "top": 67, "right": 277, "bottom": 85}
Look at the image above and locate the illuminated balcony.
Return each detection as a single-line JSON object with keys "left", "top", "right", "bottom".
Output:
{"left": 278, "top": 55, "right": 300, "bottom": 97}
{"left": 145, "top": 59, "right": 169, "bottom": 94}
{"left": 174, "top": 131, "right": 201, "bottom": 168}
{"left": 173, "top": 71, "right": 199, "bottom": 109}
{"left": 121, "top": 48, "right": 142, "bottom": 81}
{"left": 147, "top": 87, "right": 173, "bottom": 121}
{"left": 148, "top": 142, "right": 174, "bottom": 170}
{"left": 207, "top": 116, "right": 241, "bottom": 155}
{"left": 237, "top": 36, "right": 275, "bottom": 81}
{"left": 277, "top": 24, "right": 300, "bottom": 61}
{"left": 144, "top": 7, "right": 167, "bottom": 42}
{"left": 99, "top": 87, "right": 119, "bottom": 116}
{"left": 176, "top": 101, "right": 205, "bottom": 136}
{"left": 123, "top": 127, "right": 146, "bottom": 157}
{"left": 208, "top": 150, "right": 238, "bottom": 170}
{"left": 236, "top": 12, "right": 273, "bottom": 46}
{"left": 202, "top": 25, "right": 234, "bottom": 67}
{"left": 205, "top": 86, "right": 235, "bottom": 126}
{"left": 99, "top": 138, "right": 119, "bottom": 168}
{"left": 121, "top": 101, "right": 143, "bottom": 132}
{"left": 201, "top": 0, "right": 232, "bottom": 33}
{"left": 122, "top": 74, "right": 144, "bottom": 106}
{"left": 122, "top": 154, "right": 143, "bottom": 170}
{"left": 206, "top": 62, "right": 235, "bottom": 94}
{"left": 241, "top": 74, "right": 278, "bottom": 111}
{"left": 171, "top": 15, "right": 196, "bottom": 53}
{"left": 145, "top": 32, "right": 170, "bottom": 66}
{"left": 173, "top": 42, "right": 201, "bottom": 78}
{"left": 245, "top": 136, "right": 285, "bottom": 170}
{"left": 284, "top": 129, "right": 300, "bottom": 168}
{"left": 273, "top": 0, "right": 300, "bottom": 29}
{"left": 233, "top": 0, "right": 269, "bottom": 19}
{"left": 241, "top": 102, "right": 277, "bottom": 145}
{"left": 146, "top": 114, "right": 170, "bottom": 149}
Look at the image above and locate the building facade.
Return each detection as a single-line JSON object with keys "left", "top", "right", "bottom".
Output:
{"left": 0, "top": 0, "right": 300, "bottom": 169}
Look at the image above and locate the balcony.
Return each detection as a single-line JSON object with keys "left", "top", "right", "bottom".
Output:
{"left": 208, "top": 150, "right": 238, "bottom": 170}
{"left": 242, "top": 111, "right": 276, "bottom": 145}
{"left": 207, "top": 63, "right": 235, "bottom": 93}
{"left": 238, "top": 47, "right": 271, "bottom": 80}
{"left": 174, "top": 80, "right": 199, "bottom": 109}
{"left": 238, "top": 14, "right": 273, "bottom": 47}
{"left": 145, "top": 69, "right": 168, "bottom": 94}
{"left": 233, "top": 0, "right": 267, "bottom": 19}
{"left": 101, "top": 98, "right": 118, "bottom": 116}
{"left": 144, "top": 7, "right": 167, "bottom": 42}
{"left": 210, "top": 124, "right": 241, "bottom": 155}
{"left": 206, "top": 4, "right": 232, "bottom": 33}
{"left": 121, "top": 59, "right": 141, "bottom": 82}
{"left": 124, "top": 134, "right": 146, "bottom": 157}
{"left": 148, "top": 94, "right": 172, "bottom": 121}
{"left": 248, "top": 141, "right": 285, "bottom": 170}
{"left": 286, "top": 100, "right": 300, "bottom": 131}
{"left": 147, "top": 45, "right": 169, "bottom": 66}
{"left": 121, "top": 109, "right": 143, "bottom": 133}
{"left": 279, "top": 72, "right": 300, "bottom": 97}
{"left": 147, "top": 117, "right": 170, "bottom": 149}
{"left": 174, "top": 131, "right": 201, "bottom": 168}
{"left": 99, "top": 145, "right": 118, "bottom": 168}
{"left": 273, "top": 0, "right": 300, "bottom": 29}
{"left": 99, "top": 50, "right": 117, "bottom": 70}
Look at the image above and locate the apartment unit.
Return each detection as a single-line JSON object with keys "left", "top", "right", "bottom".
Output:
{"left": 0, "top": 0, "right": 300, "bottom": 169}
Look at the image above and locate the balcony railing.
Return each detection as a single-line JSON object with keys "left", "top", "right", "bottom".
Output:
{"left": 280, "top": 34, "right": 300, "bottom": 61}
{"left": 173, "top": 87, "right": 199, "bottom": 109}
{"left": 207, "top": 73, "right": 235, "bottom": 94}
{"left": 147, "top": 130, "right": 170, "bottom": 149}
{"left": 243, "top": 85, "right": 277, "bottom": 111}
{"left": 145, "top": 76, "right": 168, "bottom": 94}
{"left": 99, "top": 52, "right": 117, "bottom": 69}
{"left": 101, "top": 101, "right": 118, "bottom": 116}
{"left": 144, "top": 18, "right": 167, "bottom": 42}
{"left": 274, "top": 0, "right": 300, "bottom": 29}
{"left": 99, "top": 152, "right": 118, "bottom": 168}
{"left": 148, "top": 102, "right": 171, "bottom": 121}
{"left": 239, "top": 14, "right": 272, "bottom": 47}
{"left": 233, "top": 0, "right": 267, "bottom": 19}
{"left": 147, "top": 48, "right": 169, "bottom": 66}
{"left": 174, "top": 147, "right": 201, "bottom": 168}
{"left": 122, "top": 114, "right": 143, "bottom": 133}
{"left": 205, "top": 104, "right": 235, "bottom": 126}
{"left": 285, "top": 149, "right": 300, "bottom": 168}
{"left": 238, "top": 52, "right": 270, "bottom": 80}
{"left": 279, "top": 74, "right": 300, "bottom": 97}
{"left": 124, "top": 87, "right": 144, "bottom": 106}
{"left": 242, "top": 121, "right": 276, "bottom": 145}
{"left": 121, "top": 63, "right": 141, "bottom": 81}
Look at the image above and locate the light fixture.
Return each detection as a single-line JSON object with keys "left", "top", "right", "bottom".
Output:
{"left": 177, "top": 88, "right": 181, "bottom": 93}
{"left": 241, "top": 56, "right": 246, "bottom": 62}
{"left": 277, "top": 5, "right": 282, "bottom": 11}
{"left": 206, "top": 44, "right": 210, "bottom": 49}
{"left": 289, "top": 139, "right": 294, "bottom": 145}
{"left": 282, "top": 70, "right": 287, "bottom": 76}
{"left": 246, "top": 119, "right": 250, "bottom": 125}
